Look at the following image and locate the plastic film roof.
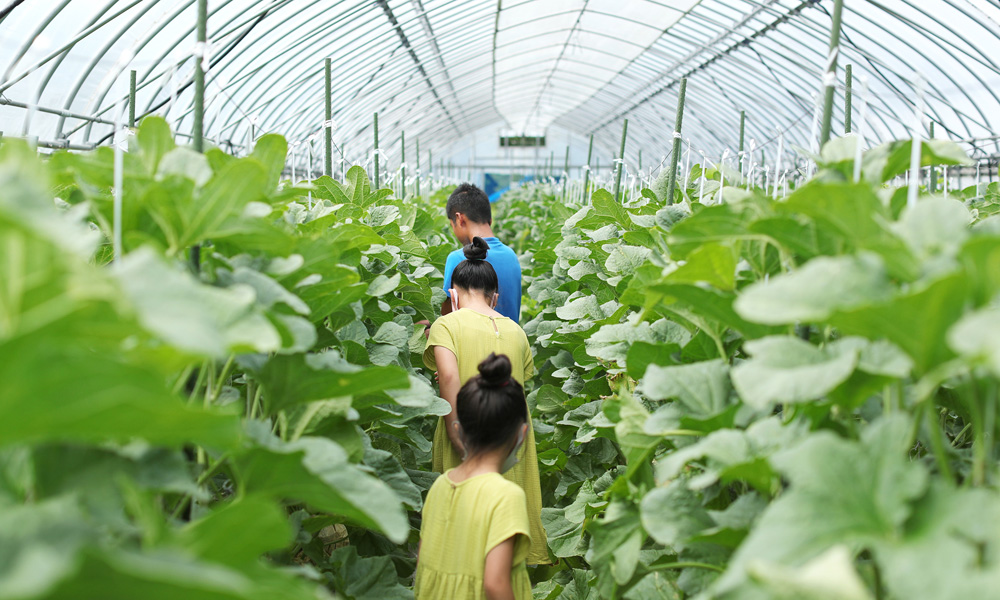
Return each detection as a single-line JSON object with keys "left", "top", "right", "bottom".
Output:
{"left": 1, "top": 0, "right": 999, "bottom": 170}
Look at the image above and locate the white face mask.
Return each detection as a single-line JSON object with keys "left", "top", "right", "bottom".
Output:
{"left": 500, "top": 428, "right": 526, "bottom": 474}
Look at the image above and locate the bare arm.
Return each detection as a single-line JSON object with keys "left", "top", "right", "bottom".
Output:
{"left": 433, "top": 345, "right": 464, "bottom": 456}
{"left": 483, "top": 537, "right": 516, "bottom": 600}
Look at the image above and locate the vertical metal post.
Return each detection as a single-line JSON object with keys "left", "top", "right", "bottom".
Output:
{"left": 193, "top": 0, "right": 206, "bottom": 153}
{"left": 614, "top": 119, "right": 628, "bottom": 202}
{"left": 324, "top": 58, "right": 332, "bottom": 177}
{"left": 638, "top": 149, "right": 642, "bottom": 171}
{"left": 738, "top": 110, "right": 746, "bottom": 172}
{"left": 562, "top": 145, "right": 570, "bottom": 200}
{"left": 819, "top": 0, "right": 845, "bottom": 147}
{"left": 665, "top": 78, "right": 688, "bottom": 204}
{"left": 129, "top": 70, "right": 137, "bottom": 129}
{"left": 929, "top": 122, "right": 937, "bottom": 193}
{"left": 844, "top": 64, "right": 853, "bottom": 134}
{"left": 400, "top": 130, "right": 406, "bottom": 197}
{"left": 416, "top": 138, "right": 421, "bottom": 197}
{"left": 582, "top": 134, "right": 593, "bottom": 203}
{"left": 191, "top": 0, "right": 207, "bottom": 274}
{"left": 373, "top": 112, "right": 380, "bottom": 189}
{"left": 549, "top": 150, "right": 554, "bottom": 179}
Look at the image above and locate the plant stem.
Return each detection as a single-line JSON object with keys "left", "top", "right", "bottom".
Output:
{"left": 926, "top": 407, "right": 954, "bottom": 483}
{"left": 210, "top": 354, "right": 235, "bottom": 404}
{"left": 650, "top": 561, "right": 723, "bottom": 573}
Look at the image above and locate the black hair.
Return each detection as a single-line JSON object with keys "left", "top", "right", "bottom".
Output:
{"left": 452, "top": 236, "right": 498, "bottom": 299}
{"left": 446, "top": 183, "right": 492, "bottom": 224}
{"left": 456, "top": 353, "right": 527, "bottom": 454}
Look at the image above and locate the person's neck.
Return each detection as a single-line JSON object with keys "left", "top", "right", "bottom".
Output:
{"left": 456, "top": 295, "right": 500, "bottom": 316}
{"left": 463, "top": 222, "right": 495, "bottom": 242}
{"left": 451, "top": 447, "right": 506, "bottom": 481}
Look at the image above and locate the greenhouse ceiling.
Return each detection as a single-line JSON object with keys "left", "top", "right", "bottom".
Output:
{"left": 1, "top": 0, "right": 999, "bottom": 169}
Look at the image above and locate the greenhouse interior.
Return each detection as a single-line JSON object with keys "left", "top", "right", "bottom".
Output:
{"left": 3, "top": 0, "right": 1000, "bottom": 598}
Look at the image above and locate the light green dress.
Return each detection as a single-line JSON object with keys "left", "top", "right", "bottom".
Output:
{"left": 424, "top": 308, "right": 548, "bottom": 564}
{"left": 415, "top": 471, "right": 532, "bottom": 599}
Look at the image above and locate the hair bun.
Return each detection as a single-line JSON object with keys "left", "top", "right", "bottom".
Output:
{"left": 477, "top": 353, "right": 512, "bottom": 388}
{"left": 463, "top": 236, "right": 489, "bottom": 261}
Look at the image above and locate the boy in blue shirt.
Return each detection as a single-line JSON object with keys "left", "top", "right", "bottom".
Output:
{"left": 440, "top": 184, "right": 522, "bottom": 322}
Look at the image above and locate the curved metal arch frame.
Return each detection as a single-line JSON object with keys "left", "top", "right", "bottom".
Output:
{"left": 1, "top": 0, "right": 999, "bottom": 170}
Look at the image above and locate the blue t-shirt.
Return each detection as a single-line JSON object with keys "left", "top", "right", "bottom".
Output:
{"left": 443, "top": 237, "right": 522, "bottom": 322}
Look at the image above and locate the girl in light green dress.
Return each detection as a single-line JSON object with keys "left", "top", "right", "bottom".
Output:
{"left": 415, "top": 353, "right": 532, "bottom": 599}
{"left": 424, "top": 237, "right": 548, "bottom": 565}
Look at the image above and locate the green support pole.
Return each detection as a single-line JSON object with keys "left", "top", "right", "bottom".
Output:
{"left": 738, "top": 110, "right": 746, "bottom": 172}
{"left": 191, "top": 0, "right": 207, "bottom": 274}
{"left": 929, "top": 122, "right": 937, "bottom": 193}
{"left": 638, "top": 149, "right": 642, "bottom": 171}
{"left": 324, "top": 58, "right": 332, "bottom": 177}
{"left": 665, "top": 78, "right": 688, "bottom": 204}
{"left": 549, "top": 150, "right": 554, "bottom": 179}
{"left": 844, "top": 64, "right": 853, "bottom": 134}
{"left": 128, "top": 70, "right": 136, "bottom": 129}
{"left": 582, "top": 134, "right": 593, "bottom": 203}
{"left": 416, "top": 138, "right": 421, "bottom": 197}
{"left": 596, "top": 157, "right": 600, "bottom": 177}
{"left": 400, "top": 130, "right": 406, "bottom": 198}
{"left": 614, "top": 119, "right": 628, "bottom": 202}
{"left": 819, "top": 0, "right": 845, "bottom": 147}
{"left": 373, "top": 112, "right": 380, "bottom": 189}
{"left": 562, "top": 145, "right": 570, "bottom": 200}
{"left": 193, "top": 0, "right": 206, "bottom": 154}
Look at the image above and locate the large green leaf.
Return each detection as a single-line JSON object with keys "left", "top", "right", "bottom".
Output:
{"left": 875, "top": 483, "right": 1000, "bottom": 600}
{"left": 0, "top": 336, "right": 239, "bottom": 448}
{"left": 734, "top": 254, "right": 893, "bottom": 325}
{"left": 712, "top": 416, "right": 926, "bottom": 594}
{"left": 591, "top": 188, "right": 632, "bottom": 230}
{"left": 116, "top": 249, "right": 283, "bottom": 358}
{"left": 731, "top": 336, "right": 860, "bottom": 409}
{"left": 862, "top": 139, "right": 973, "bottom": 184}
{"left": 174, "top": 495, "right": 292, "bottom": 568}
{"left": 829, "top": 272, "right": 968, "bottom": 374}
{"left": 233, "top": 424, "right": 408, "bottom": 543}
{"left": 640, "top": 360, "right": 732, "bottom": 419}
{"left": 255, "top": 352, "right": 410, "bottom": 415}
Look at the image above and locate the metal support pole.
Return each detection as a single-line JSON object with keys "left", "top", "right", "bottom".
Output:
{"left": 192, "top": 0, "right": 206, "bottom": 153}
{"left": 324, "top": 58, "right": 332, "bottom": 177}
{"left": 416, "top": 138, "right": 421, "bottom": 197}
{"left": 638, "top": 149, "right": 642, "bottom": 171}
{"left": 400, "top": 130, "right": 406, "bottom": 197}
{"left": 549, "top": 150, "right": 554, "bottom": 179}
{"left": 582, "top": 134, "right": 593, "bottom": 203}
{"left": 614, "top": 119, "right": 628, "bottom": 202}
{"left": 819, "top": 0, "right": 845, "bottom": 147}
{"left": 844, "top": 64, "right": 853, "bottom": 134}
{"left": 562, "top": 145, "right": 570, "bottom": 200}
{"left": 373, "top": 112, "right": 380, "bottom": 189}
{"left": 191, "top": 0, "right": 207, "bottom": 274}
{"left": 738, "top": 110, "right": 746, "bottom": 172}
{"left": 665, "top": 78, "right": 688, "bottom": 204}
{"left": 929, "top": 122, "right": 937, "bottom": 193}
{"left": 129, "top": 70, "right": 136, "bottom": 129}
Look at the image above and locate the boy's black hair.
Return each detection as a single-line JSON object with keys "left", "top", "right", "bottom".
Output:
{"left": 452, "top": 237, "right": 498, "bottom": 298}
{"left": 446, "top": 183, "right": 492, "bottom": 224}
{"left": 457, "top": 353, "right": 527, "bottom": 454}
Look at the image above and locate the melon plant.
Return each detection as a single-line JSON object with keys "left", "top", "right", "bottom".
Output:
{"left": 4, "top": 116, "right": 1000, "bottom": 600}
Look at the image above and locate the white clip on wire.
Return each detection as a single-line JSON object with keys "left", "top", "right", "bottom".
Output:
{"left": 191, "top": 41, "right": 212, "bottom": 72}
{"left": 672, "top": 131, "right": 682, "bottom": 139}
{"left": 323, "top": 119, "right": 335, "bottom": 129}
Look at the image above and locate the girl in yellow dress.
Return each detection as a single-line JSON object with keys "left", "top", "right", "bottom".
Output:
{"left": 415, "top": 353, "right": 533, "bottom": 599}
{"left": 424, "top": 237, "right": 548, "bottom": 565}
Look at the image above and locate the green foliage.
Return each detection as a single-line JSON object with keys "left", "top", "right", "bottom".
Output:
{"left": 492, "top": 134, "right": 1000, "bottom": 598}
{"left": 1, "top": 117, "right": 455, "bottom": 599}
{"left": 7, "top": 116, "right": 1000, "bottom": 600}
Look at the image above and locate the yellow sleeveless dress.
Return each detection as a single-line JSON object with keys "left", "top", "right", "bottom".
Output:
{"left": 424, "top": 308, "right": 549, "bottom": 564}
{"left": 415, "top": 471, "right": 532, "bottom": 599}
